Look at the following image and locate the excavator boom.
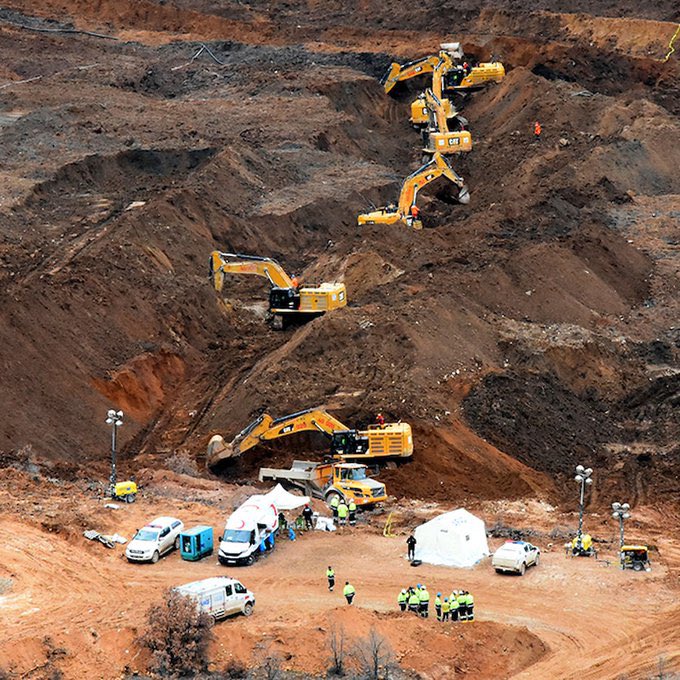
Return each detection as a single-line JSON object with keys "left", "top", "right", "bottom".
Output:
{"left": 207, "top": 408, "right": 348, "bottom": 466}
{"left": 209, "top": 251, "right": 293, "bottom": 291}
{"left": 382, "top": 54, "right": 442, "bottom": 94}
{"left": 397, "top": 152, "right": 469, "bottom": 214}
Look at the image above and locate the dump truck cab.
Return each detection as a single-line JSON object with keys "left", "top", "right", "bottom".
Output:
{"left": 621, "top": 545, "right": 651, "bottom": 571}
{"left": 325, "top": 462, "right": 387, "bottom": 506}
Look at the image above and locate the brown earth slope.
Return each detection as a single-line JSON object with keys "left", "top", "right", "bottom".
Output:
{"left": 0, "top": 1, "right": 677, "bottom": 506}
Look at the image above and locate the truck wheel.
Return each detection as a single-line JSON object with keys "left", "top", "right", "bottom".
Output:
{"left": 151, "top": 551, "right": 160, "bottom": 564}
{"left": 124, "top": 493, "right": 136, "bottom": 503}
{"left": 518, "top": 562, "right": 526, "bottom": 575}
{"left": 174, "top": 537, "right": 180, "bottom": 551}
{"left": 534, "top": 554, "right": 540, "bottom": 566}
{"left": 495, "top": 568, "right": 503, "bottom": 574}
{"left": 633, "top": 562, "right": 643, "bottom": 572}
{"left": 243, "top": 602, "right": 254, "bottom": 617}
{"left": 245, "top": 554, "right": 255, "bottom": 566}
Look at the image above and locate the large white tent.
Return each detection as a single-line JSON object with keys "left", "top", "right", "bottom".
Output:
{"left": 413, "top": 508, "right": 489, "bottom": 567}
{"left": 262, "top": 483, "right": 310, "bottom": 511}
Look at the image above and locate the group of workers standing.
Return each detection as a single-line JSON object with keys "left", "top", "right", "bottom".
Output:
{"left": 329, "top": 495, "right": 357, "bottom": 526}
{"left": 398, "top": 585, "right": 475, "bottom": 622}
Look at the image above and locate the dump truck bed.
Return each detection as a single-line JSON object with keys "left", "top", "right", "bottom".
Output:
{"left": 259, "top": 460, "right": 328, "bottom": 498}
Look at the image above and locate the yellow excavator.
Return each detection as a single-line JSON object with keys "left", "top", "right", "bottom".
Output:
{"left": 207, "top": 407, "right": 413, "bottom": 467}
{"left": 209, "top": 251, "right": 347, "bottom": 329}
{"left": 382, "top": 43, "right": 505, "bottom": 126}
{"left": 357, "top": 152, "right": 469, "bottom": 230}
{"left": 421, "top": 88, "right": 472, "bottom": 156}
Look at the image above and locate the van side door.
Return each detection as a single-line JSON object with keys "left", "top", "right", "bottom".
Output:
{"left": 224, "top": 583, "right": 239, "bottom": 615}
{"left": 209, "top": 586, "right": 227, "bottom": 619}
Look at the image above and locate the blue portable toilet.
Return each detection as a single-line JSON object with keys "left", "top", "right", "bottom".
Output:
{"left": 180, "top": 525, "right": 214, "bottom": 561}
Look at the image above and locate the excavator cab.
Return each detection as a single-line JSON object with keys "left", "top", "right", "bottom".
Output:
{"left": 269, "top": 286, "right": 301, "bottom": 312}
{"left": 330, "top": 430, "right": 370, "bottom": 458}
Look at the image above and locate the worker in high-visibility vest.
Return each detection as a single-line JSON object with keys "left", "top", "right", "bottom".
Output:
{"left": 348, "top": 499, "right": 357, "bottom": 526}
{"left": 337, "top": 501, "right": 349, "bottom": 526}
{"left": 449, "top": 591, "right": 460, "bottom": 622}
{"left": 442, "top": 597, "right": 451, "bottom": 622}
{"left": 465, "top": 591, "right": 475, "bottom": 621}
{"left": 434, "top": 592, "right": 442, "bottom": 621}
{"left": 398, "top": 589, "right": 408, "bottom": 612}
{"left": 343, "top": 581, "right": 356, "bottom": 605}
{"left": 326, "top": 566, "right": 335, "bottom": 592}
{"left": 407, "top": 588, "right": 420, "bottom": 613}
{"left": 329, "top": 495, "right": 340, "bottom": 519}
{"left": 457, "top": 591, "right": 468, "bottom": 621}
{"left": 418, "top": 584, "right": 430, "bottom": 618}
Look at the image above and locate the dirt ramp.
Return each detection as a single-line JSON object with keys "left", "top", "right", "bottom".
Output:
{"left": 259, "top": 605, "right": 547, "bottom": 677}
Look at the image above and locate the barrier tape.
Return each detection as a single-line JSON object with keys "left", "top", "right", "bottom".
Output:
{"left": 661, "top": 24, "right": 680, "bottom": 63}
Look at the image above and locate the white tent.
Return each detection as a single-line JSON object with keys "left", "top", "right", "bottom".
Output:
{"left": 262, "top": 483, "right": 310, "bottom": 511}
{"left": 413, "top": 508, "right": 489, "bottom": 568}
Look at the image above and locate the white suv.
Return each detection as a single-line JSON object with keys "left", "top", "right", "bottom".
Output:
{"left": 126, "top": 517, "right": 184, "bottom": 563}
{"left": 492, "top": 540, "right": 541, "bottom": 575}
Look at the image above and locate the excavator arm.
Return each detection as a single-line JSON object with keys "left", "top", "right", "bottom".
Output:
{"left": 209, "top": 251, "right": 293, "bottom": 292}
{"left": 424, "top": 88, "right": 449, "bottom": 133}
{"left": 397, "top": 152, "right": 470, "bottom": 215}
{"left": 207, "top": 408, "right": 349, "bottom": 466}
{"left": 382, "top": 54, "right": 442, "bottom": 94}
{"left": 357, "top": 152, "right": 469, "bottom": 229}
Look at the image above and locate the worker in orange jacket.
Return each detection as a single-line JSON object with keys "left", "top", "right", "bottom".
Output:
{"left": 534, "top": 120, "right": 542, "bottom": 141}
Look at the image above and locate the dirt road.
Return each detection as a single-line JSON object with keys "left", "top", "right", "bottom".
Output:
{"left": 1, "top": 476, "right": 678, "bottom": 678}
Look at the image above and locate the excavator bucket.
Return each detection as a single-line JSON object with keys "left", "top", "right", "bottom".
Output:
{"left": 207, "top": 434, "right": 234, "bottom": 466}
{"left": 457, "top": 185, "right": 471, "bottom": 204}
{"left": 381, "top": 63, "right": 402, "bottom": 93}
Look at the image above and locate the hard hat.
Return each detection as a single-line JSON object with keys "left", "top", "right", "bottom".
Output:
{"left": 437, "top": 592, "right": 441, "bottom": 596}
{"left": 401, "top": 588, "right": 406, "bottom": 593}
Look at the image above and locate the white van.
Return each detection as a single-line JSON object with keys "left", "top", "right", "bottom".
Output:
{"left": 126, "top": 516, "right": 184, "bottom": 563}
{"left": 218, "top": 496, "right": 278, "bottom": 566}
{"left": 176, "top": 577, "right": 255, "bottom": 620}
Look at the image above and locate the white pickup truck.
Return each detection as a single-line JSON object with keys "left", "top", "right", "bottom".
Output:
{"left": 492, "top": 540, "right": 540, "bottom": 575}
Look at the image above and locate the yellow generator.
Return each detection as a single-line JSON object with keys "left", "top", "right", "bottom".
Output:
{"left": 568, "top": 533, "right": 596, "bottom": 557}
{"left": 621, "top": 545, "right": 651, "bottom": 571}
{"left": 114, "top": 480, "right": 137, "bottom": 503}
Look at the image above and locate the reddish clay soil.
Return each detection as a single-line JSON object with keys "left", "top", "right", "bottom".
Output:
{"left": 0, "top": 1, "right": 678, "bottom": 676}
{"left": 0, "top": 470, "right": 679, "bottom": 679}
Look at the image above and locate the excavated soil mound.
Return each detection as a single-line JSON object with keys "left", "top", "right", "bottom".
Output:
{"left": 0, "top": 2, "right": 677, "bottom": 508}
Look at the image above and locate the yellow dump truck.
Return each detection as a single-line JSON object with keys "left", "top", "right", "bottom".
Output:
{"left": 259, "top": 460, "right": 387, "bottom": 507}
